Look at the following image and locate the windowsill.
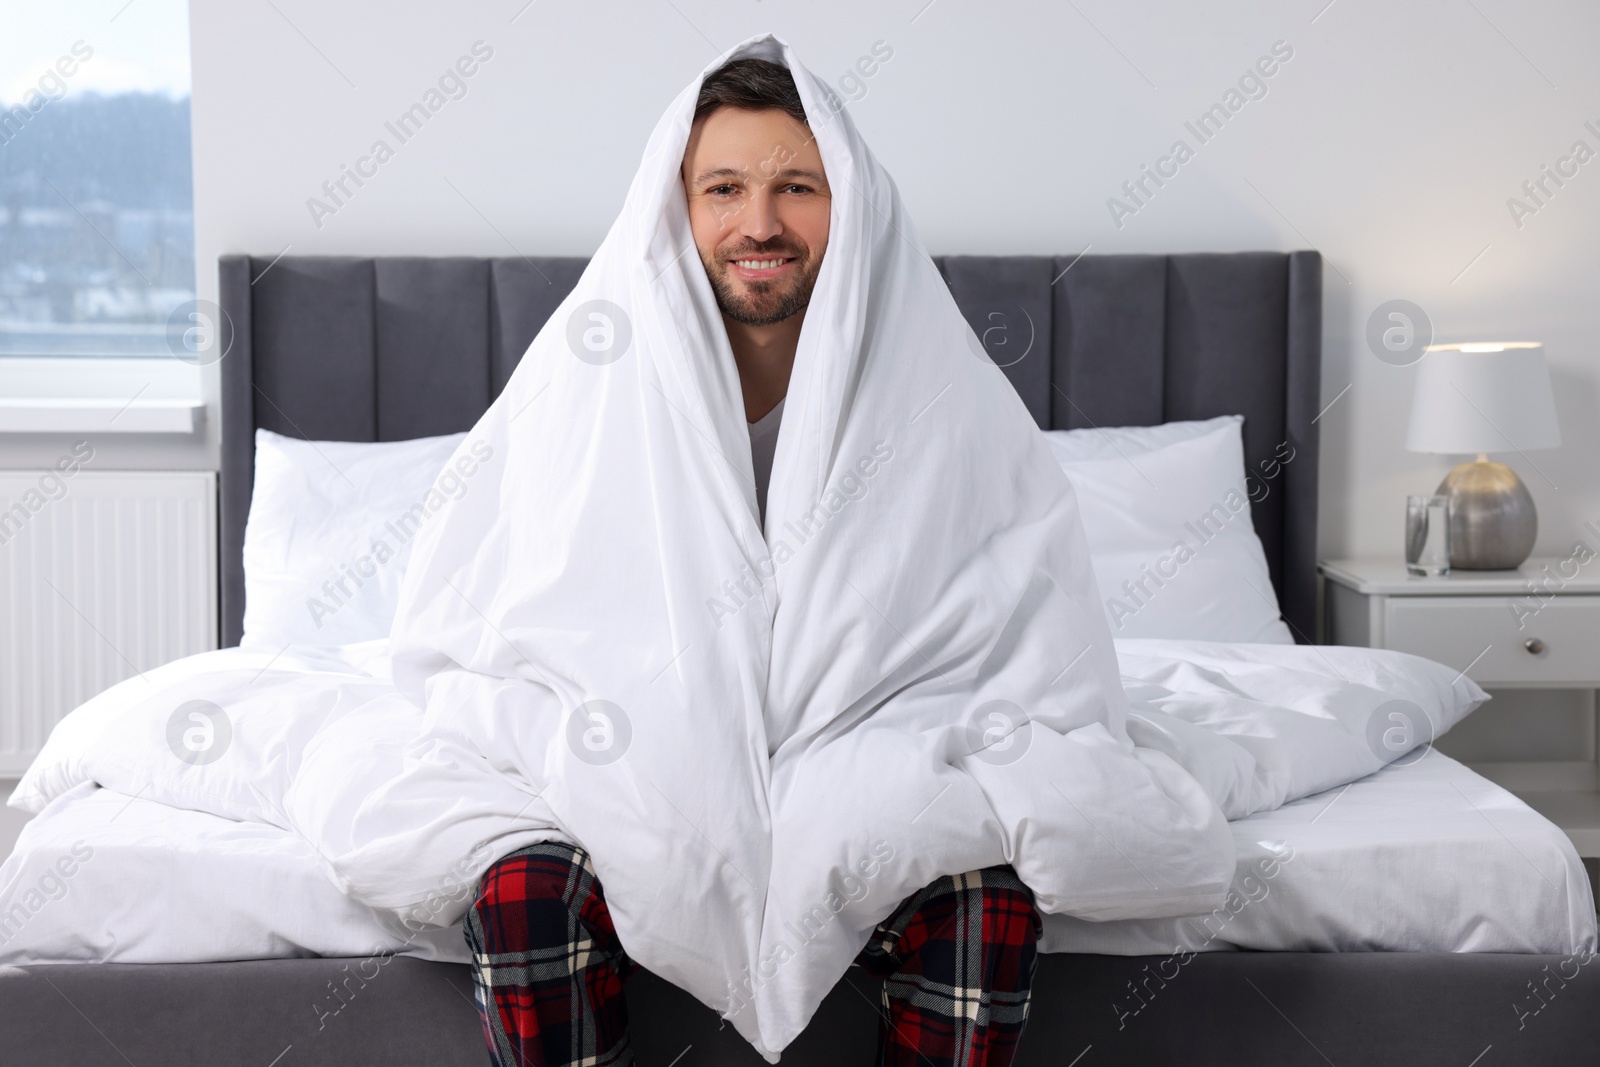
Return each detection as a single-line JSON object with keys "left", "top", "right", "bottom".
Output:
{"left": 0, "top": 398, "right": 204, "bottom": 434}
{"left": 0, "top": 358, "right": 205, "bottom": 435}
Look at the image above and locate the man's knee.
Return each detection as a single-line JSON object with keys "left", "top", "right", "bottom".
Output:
{"left": 471, "top": 842, "right": 592, "bottom": 947}
{"left": 866, "top": 867, "right": 1041, "bottom": 973}
{"left": 972, "top": 874, "right": 1042, "bottom": 942}
{"left": 474, "top": 842, "right": 586, "bottom": 899}
{"left": 928, "top": 870, "right": 1041, "bottom": 956}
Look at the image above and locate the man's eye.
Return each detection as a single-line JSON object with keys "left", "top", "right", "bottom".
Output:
{"left": 708, "top": 185, "right": 738, "bottom": 196}
{"left": 783, "top": 184, "right": 813, "bottom": 194}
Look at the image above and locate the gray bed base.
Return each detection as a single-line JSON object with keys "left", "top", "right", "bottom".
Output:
{"left": 8, "top": 251, "right": 1596, "bottom": 1063}
{"left": 6, "top": 952, "right": 1595, "bottom": 1065}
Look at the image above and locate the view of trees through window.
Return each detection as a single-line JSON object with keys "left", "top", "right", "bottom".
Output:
{"left": 1, "top": 6, "right": 194, "bottom": 358}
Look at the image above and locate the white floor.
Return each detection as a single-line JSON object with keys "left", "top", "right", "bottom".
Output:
{"left": 0, "top": 780, "right": 32, "bottom": 859}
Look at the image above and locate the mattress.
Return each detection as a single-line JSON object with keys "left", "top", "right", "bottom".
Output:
{"left": 3, "top": 752, "right": 1593, "bottom": 968}
{"left": 1043, "top": 749, "right": 1597, "bottom": 955}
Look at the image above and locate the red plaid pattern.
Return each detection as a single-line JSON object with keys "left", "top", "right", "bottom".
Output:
{"left": 855, "top": 867, "right": 1042, "bottom": 1067}
{"left": 467, "top": 845, "right": 1040, "bottom": 1067}
{"left": 465, "top": 843, "right": 636, "bottom": 1067}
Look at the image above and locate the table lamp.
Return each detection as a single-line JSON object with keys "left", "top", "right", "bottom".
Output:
{"left": 1404, "top": 342, "right": 1559, "bottom": 570}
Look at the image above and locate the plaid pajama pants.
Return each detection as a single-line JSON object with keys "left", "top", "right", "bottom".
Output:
{"left": 465, "top": 842, "right": 1041, "bottom": 1067}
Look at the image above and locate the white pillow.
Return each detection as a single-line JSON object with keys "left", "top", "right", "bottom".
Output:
{"left": 1045, "top": 413, "right": 1239, "bottom": 463}
{"left": 240, "top": 429, "right": 481, "bottom": 648}
{"left": 1046, "top": 416, "right": 1294, "bottom": 644}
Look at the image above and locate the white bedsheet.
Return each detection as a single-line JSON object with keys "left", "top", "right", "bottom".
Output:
{"left": 5, "top": 630, "right": 1495, "bottom": 998}
{"left": 1043, "top": 750, "right": 1597, "bottom": 956}
{"left": 4, "top": 752, "right": 1589, "bottom": 970}
{"left": 0, "top": 782, "right": 463, "bottom": 966}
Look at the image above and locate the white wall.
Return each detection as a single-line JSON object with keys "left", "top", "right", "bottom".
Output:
{"left": 186, "top": 0, "right": 1600, "bottom": 563}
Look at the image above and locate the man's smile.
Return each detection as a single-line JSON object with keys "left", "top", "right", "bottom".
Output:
{"left": 728, "top": 255, "right": 798, "bottom": 280}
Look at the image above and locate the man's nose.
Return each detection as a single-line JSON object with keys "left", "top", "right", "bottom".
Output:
{"left": 739, "top": 188, "right": 783, "bottom": 242}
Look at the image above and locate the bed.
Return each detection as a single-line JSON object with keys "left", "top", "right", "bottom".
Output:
{"left": 3, "top": 250, "right": 1596, "bottom": 1065}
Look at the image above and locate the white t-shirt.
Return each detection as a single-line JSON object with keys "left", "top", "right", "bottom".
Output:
{"left": 748, "top": 396, "right": 785, "bottom": 523}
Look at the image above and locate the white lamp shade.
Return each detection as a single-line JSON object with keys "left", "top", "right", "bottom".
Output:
{"left": 1404, "top": 343, "right": 1560, "bottom": 454}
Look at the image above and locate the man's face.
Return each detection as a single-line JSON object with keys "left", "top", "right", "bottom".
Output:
{"left": 682, "top": 107, "right": 831, "bottom": 327}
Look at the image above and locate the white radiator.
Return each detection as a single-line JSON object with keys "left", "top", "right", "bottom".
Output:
{"left": 0, "top": 470, "right": 217, "bottom": 776}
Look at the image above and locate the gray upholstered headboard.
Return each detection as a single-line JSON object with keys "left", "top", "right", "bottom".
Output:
{"left": 217, "top": 251, "right": 1322, "bottom": 646}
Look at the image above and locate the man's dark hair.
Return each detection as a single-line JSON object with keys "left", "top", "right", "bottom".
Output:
{"left": 693, "top": 58, "right": 807, "bottom": 127}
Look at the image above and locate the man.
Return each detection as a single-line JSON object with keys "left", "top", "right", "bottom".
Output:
{"left": 464, "top": 58, "right": 1042, "bottom": 1067}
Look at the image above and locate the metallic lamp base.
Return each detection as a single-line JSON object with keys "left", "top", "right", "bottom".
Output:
{"left": 1435, "top": 459, "right": 1537, "bottom": 570}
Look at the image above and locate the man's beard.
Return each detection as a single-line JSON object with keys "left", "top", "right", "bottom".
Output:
{"left": 700, "top": 239, "right": 823, "bottom": 327}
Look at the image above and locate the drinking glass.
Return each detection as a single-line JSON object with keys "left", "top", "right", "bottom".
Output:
{"left": 1405, "top": 494, "right": 1450, "bottom": 576}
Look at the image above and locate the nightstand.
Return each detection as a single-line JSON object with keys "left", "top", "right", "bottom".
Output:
{"left": 1320, "top": 558, "right": 1600, "bottom": 859}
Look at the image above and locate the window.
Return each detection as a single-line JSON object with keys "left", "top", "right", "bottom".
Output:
{"left": 0, "top": 2, "right": 194, "bottom": 359}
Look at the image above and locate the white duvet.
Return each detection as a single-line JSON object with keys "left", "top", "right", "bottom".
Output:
{"left": 3, "top": 34, "right": 1500, "bottom": 1061}
{"left": 8, "top": 636, "right": 1488, "bottom": 1055}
